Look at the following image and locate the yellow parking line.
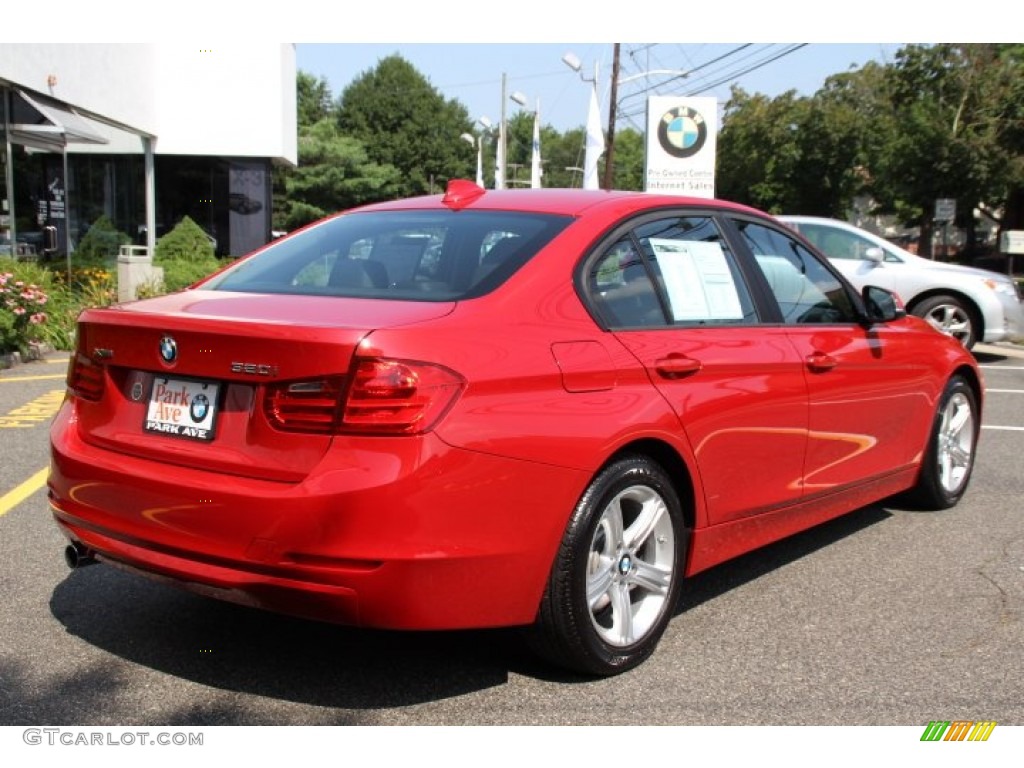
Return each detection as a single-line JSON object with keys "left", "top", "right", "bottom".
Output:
{"left": 0, "top": 467, "right": 49, "bottom": 517}
{"left": 0, "top": 374, "right": 66, "bottom": 383}
{"left": 46, "top": 358, "right": 71, "bottom": 364}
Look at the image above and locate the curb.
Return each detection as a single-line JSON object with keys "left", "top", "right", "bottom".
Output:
{"left": 0, "top": 342, "right": 56, "bottom": 370}
{"left": 974, "top": 342, "right": 1024, "bottom": 360}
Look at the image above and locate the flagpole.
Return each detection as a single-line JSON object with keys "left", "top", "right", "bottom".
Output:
{"left": 530, "top": 98, "right": 542, "bottom": 189}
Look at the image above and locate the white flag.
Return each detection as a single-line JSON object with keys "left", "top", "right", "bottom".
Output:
{"left": 475, "top": 140, "right": 484, "bottom": 188}
{"left": 583, "top": 84, "right": 604, "bottom": 190}
{"left": 495, "top": 121, "right": 505, "bottom": 190}
{"left": 530, "top": 98, "right": 542, "bottom": 189}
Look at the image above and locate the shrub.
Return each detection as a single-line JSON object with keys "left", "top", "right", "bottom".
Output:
{"left": 75, "top": 215, "right": 131, "bottom": 264}
{"left": 154, "top": 216, "right": 220, "bottom": 292}
{"left": 155, "top": 216, "right": 215, "bottom": 263}
{"left": 0, "top": 259, "right": 53, "bottom": 355}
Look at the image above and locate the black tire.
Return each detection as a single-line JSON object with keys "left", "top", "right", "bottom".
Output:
{"left": 911, "top": 294, "right": 979, "bottom": 349}
{"left": 903, "top": 375, "right": 979, "bottom": 510}
{"left": 528, "top": 455, "right": 687, "bottom": 676}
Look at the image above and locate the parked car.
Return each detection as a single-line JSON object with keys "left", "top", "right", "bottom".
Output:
{"left": 778, "top": 215, "right": 1024, "bottom": 349}
{"left": 50, "top": 182, "right": 982, "bottom": 676}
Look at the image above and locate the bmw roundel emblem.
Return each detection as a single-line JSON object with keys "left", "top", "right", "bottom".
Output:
{"left": 190, "top": 393, "right": 210, "bottom": 423}
{"left": 159, "top": 336, "right": 177, "bottom": 364}
{"left": 657, "top": 105, "right": 708, "bottom": 159}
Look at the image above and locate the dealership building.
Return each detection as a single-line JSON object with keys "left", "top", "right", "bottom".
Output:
{"left": 0, "top": 44, "right": 297, "bottom": 269}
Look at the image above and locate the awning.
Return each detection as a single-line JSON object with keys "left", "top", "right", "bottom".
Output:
{"left": 9, "top": 89, "right": 110, "bottom": 145}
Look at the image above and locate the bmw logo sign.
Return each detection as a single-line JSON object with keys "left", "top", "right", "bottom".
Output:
{"left": 657, "top": 105, "right": 708, "bottom": 159}
{"left": 190, "top": 393, "right": 210, "bottom": 423}
{"left": 159, "top": 336, "right": 177, "bottom": 364}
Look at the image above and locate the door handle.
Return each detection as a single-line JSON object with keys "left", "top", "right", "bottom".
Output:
{"left": 654, "top": 355, "right": 702, "bottom": 379}
{"left": 806, "top": 352, "right": 837, "bottom": 372}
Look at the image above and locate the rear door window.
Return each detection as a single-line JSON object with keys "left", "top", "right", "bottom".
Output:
{"left": 585, "top": 214, "right": 758, "bottom": 328}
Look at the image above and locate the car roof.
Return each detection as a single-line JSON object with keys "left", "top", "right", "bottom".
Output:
{"left": 350, "top": 186, "right": 767, "bottom": 220}
{"left": 777, "top": 215, "right": 850, "bottom": 225}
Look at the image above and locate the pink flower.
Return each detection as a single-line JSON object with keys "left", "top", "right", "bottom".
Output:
{"left": 13, "top": 306, "right": 26, "bottom": 315}
{"left": 30, "top": 312, "right": 47, "bottom": 324}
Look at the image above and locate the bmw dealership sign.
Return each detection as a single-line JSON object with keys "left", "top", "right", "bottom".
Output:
{"left": 645, "top": 96, "right": 717, "bottom": 198}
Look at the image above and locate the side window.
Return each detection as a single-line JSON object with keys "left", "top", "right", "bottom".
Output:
{"left": 588, "top": 237, "right": 665, "bottom": 328}
{"left": 587, "top": 216, "right": 758, "bottom": 329}
{"left": 800, "top": 223, "right": 888, "bottom": 262}
{"left": 634, "top": 216, "right": 757, "bottom": 325}
{"left": 736, "top": 220, "right": 857, "bottom": 324}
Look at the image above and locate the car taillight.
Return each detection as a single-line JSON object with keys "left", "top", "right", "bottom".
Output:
{"left": 67, "top": 353, "right": 105, "bottom": 401}
{"left": 264, "top": 359, "right": 464, "bottom": 436}
{"left": 342, "top": 359, "right": 465, "bottom": 435}
{"left": 264, "top": 377, "right": 346, "bottom": 434}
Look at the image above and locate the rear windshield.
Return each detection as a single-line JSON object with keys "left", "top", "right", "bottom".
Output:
{"left": 205, "top": 210, "right": 572, "bottom": 300}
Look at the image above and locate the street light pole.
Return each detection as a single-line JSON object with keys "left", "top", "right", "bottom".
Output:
{"left": 565, "top": 47, "right": 689, "bottom": 191}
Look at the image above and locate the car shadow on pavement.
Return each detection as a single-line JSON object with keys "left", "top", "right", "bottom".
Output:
{"left": 675, "top": 503, "right": 892, "bottom": 615}
{"left": 47, "top": 566, "right": 528, "bottom": 721}
{"left": 42, "top": 504, "right": 894, "bottom": 720}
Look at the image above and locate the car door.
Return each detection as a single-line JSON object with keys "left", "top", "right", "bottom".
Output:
{"left": 584, "top": 213, "right": 809, "bottom": 526}
{"left": 729, "top": 218, "right": 933, "bottom": 493}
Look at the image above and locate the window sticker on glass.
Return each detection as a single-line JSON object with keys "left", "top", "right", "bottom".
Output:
{"left": 650, "top": 238, "right": 744, "bottom": 321}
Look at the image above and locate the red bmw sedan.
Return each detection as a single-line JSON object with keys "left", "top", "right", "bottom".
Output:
{"left": 50, "top": 181, "right": 982, "bottom": 675}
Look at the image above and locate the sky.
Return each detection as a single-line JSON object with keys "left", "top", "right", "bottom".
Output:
{"left": 295, "top": 43, "right": 902, "bottom": 134}
{"left": 9, "top": 0, "right": 999, "bottom": 138}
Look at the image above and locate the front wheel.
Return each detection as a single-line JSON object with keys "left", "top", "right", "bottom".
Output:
{"left": 903, "top": 375, "right": 979, "bottom": 509}
{"left": 528, "top": 456, "right": 687, "bottom": 676}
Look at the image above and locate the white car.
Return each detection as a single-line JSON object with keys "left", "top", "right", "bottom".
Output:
{"left": 779, "top": 216, "right": 1023, "bottom": 349}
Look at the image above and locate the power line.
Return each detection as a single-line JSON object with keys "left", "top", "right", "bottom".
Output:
{"left": 616, "top": 43, "right": 809, "bottom": 124}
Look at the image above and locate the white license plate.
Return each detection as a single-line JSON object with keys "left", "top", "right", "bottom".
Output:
{"left": 144, "top": 377, "right": 220, "bottom": 442}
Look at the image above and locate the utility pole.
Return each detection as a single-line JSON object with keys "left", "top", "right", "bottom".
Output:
{"left": 602, "top": 43, "right": 621, "bottom": 191}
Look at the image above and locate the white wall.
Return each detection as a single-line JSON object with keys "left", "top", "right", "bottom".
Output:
{"left": 0, "top": 43, "right": 296, "bottom": 164}
{"left": 0, "top": 44, "right": 159, "bottom": 133}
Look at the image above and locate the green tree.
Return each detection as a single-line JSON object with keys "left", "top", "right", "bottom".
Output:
{"left": 610, "top": 128, "right": 645, "bottom": 191}
{"left": 867, "top": 44, "right": 1024, "bottom": 255}
{"left": 337, "top": 55, "right": 475, "bottom": 197}
{"left": 297, "top": 71, "right": 335, "bottom": 128}
{"left": 281, "top": 118, "right": 401, "bottom": 230}
{"left": 716, "top": 87, "right": 807, "bottom": 212}
{"left": 540, "top": 127, "right": 586, "bottom": 189}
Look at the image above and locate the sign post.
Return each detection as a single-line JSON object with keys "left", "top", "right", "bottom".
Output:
{"left": 934, "top": 198, "right": 956, "bottom": 260}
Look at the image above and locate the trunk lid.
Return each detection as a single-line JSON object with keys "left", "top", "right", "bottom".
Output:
{"left": 70, "top": 291, "right": 455, "bottom": 481}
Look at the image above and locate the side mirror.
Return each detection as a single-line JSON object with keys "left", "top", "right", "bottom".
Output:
{"left": 861, "top": 285, "right": 906, "bottom": 323}
{"left": 863, "top": 246, "right": 885, "bottom": 264}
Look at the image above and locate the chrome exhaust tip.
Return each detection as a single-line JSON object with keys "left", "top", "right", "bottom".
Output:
{"left": 64, "top": 543, "right": 97, "bottom": 569}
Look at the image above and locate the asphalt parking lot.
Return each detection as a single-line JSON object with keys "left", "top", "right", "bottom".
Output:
{"left": 1, "top": 346, "right": 1021, "bottom": 727}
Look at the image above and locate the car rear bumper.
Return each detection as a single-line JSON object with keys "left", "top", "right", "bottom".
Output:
{"left": 49, "top": 403, "right": 585, "bottom": 630}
